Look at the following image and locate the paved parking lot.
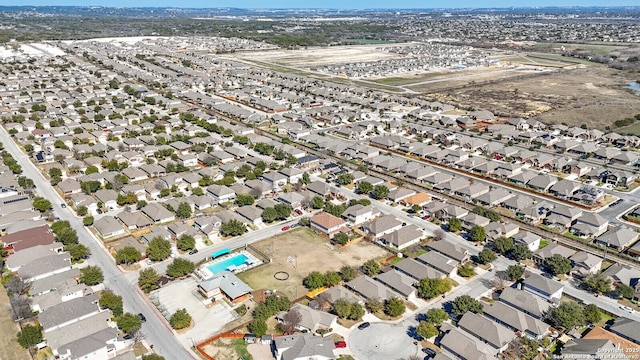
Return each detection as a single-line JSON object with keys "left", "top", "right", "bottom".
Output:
{"left": 154, "top": 277, "right": 238, "bottom": 346}
{"left": 348, "top": 323, "right": 419, "bottom": 360}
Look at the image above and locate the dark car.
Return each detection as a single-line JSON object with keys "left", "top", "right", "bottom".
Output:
{"left": 138, "top": 313, "right": 147, "bottom": 323}
{"left": 422, "top": 348, "right": 437, "bottom": 357}
{"left": 357, "top": 322, "right": 370, "bottom": 330}
{"left": 189, "top": 249, "right": 199, "bottom": 255}
{"left": 60, "top": 203, "right": 67, "bottom": 208}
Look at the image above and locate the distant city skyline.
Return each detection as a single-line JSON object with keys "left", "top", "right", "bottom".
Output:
{"left": 3, "top": 1, "right": 639, "bottom": 9}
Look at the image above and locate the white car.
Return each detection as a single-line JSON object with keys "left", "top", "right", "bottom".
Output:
{"left": 620, "top": 306, "right": 635, "bottom": 313}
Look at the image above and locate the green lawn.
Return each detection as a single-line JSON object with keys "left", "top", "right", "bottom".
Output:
{"left": 540, "top": 240, "right": 549, "bottom": 248}
{"left": 564, "top": 231, "right": 588, "bottom": 242}
{"left": 595, "top": 312, "right": 615, "bottom": 328}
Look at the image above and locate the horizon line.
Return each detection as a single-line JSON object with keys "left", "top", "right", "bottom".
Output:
{"left": 3, "top": 5, "right": 640, "bottom": 10}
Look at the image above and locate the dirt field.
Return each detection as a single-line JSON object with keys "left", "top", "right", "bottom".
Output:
{"left": 234, "top": 44, "right": 399, "bottom": 68}
{"left": 427, "top": 65, "right": 640, "bottom": 129}
{"left": 0, "top": 287, "right": 31, "bottom": 360}
{"left": 239, "top": 227, "right": 389, "bottom": 299}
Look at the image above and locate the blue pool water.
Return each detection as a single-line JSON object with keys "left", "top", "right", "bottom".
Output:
{"left": 206, "top": 253, "right": 250, "bottom": 275}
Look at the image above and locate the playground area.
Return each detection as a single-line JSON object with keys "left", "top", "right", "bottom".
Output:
{"left": 237, "top": 227, "right": 389, "bottom": 299}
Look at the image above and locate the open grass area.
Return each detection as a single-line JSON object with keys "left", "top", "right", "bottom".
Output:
{"left": 238, "top": 228, "right": 389, "bottom": 299}
{"left": 530, "top": 42, "right": 632, "bottom": 56}
{"left": 0, "top": 287, "right": 31, "bottom": 360}
{"left": 501, "top": 55, "right": 574, "bottom": 68}
{"left": 595, "top": 312, "right": 615, "bottom": 328}
{"left": 203, "top": 338, "right": 252, "bottom": 360}
{"left": 615, "top": 122, "right": 640, "bottom": 135}
{"left": 348, "top": 39, "right": 395, "bottom": 45}
{"left": 540, "top": 240, "right": 549, "bottom": 248}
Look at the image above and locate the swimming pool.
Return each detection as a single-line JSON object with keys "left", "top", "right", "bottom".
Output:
{"left": 206, "top": 253, "right": 250, "bottom": 275}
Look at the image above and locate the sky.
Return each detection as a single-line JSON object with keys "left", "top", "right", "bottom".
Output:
{"left": 4, "top": 1, "right": 640, "bottom": 8}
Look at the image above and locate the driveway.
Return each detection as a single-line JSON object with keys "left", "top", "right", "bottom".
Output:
{"left": 349, "top": 323, "right": 419, "bottom": 360}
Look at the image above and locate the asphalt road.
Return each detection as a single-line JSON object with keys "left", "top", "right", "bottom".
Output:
{"left": 0, "top": 127, "right": 195, "bottom": 360}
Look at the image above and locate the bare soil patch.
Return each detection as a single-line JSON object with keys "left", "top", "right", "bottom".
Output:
{"left": 238, "top": 227, "right": 389, "bottom": 299}
{"left": 0, "top": 287, "right": 32, "bottom": 360}
{"left": 426, "top": 66, "right": 640, "bottom": 129}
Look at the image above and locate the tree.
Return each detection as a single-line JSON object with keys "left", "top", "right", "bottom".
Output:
{"left": 220, "top": 219, "right": 247, "bottom": 237}
{"left": 138, "top": 268, "right": 160, "bottom": 293}
{"left": 5, "top": 277, "right": 29, "bottom": 296}
{"left": 362, "top": 259, "right": 381, "bottom": 277}
{"left": 365, "top": 298, "right": 384, "bottom": 313}
{"left": 510, "top": 244, "right": 532, "bottom": 261}
{"left": 469, "top": 225, "right": 486, "bottom": 243}
{"left": 83, "top": 215, "right": 94, "bottom": 226}
{"left": 311, "top": 196, "right": 325, "bottom": 209}
{"left": 281, "top": 309, "right": 302, "bottom": 334}
{"left": 616, "top": 284, "right": 635, "bottom": 299}
{"left": 274, "top": 203, "right": 292, "bottom": 220}
{"left": 303, "top": 271, "right": 326, "bottom": 290}
{"left": 584, "top": 304, "right": 601, "bottom": 324}
{"left": 236, "top": 194, "right": 255, "bottom": 206}
{"left": 66, "top": 243, "right": 90, "bottom": 261}
{"left": 356, "top": 181, "right": 373, "bottom": 195}
{"left": 448, "top": 217, "right": 462, "bottom": 232}
{"left": 416, "top": 321, "right": 439, "bottom": 339}
{"left": 261, "top": 207, "right": 278, "bottom": 223}
{"left": 76, "top": 205, "right": 88, "bottom": 216}
{"left": 478, "top": 248, "right": 497, "bottom": 264}
{"left": 99, "top": 290, "right": 123, "bottom": 316}
{"left": 117, "top": 313, "right": 142, "bottom": 334}
{"left": 169, "top": 308, "right": 192, "bottom": 329}
{"left": 546, "top": 302, "right": 585, "bottom": 330}
{"left": 384, "top": 298, "right": 406, "bottom": 317}
{"left": 248, "top": 319, "right": 267, "bottom": 337}
{"left": 85, "top": 165, "right": 99, "bottom": 175}
{"left": 451, "top": 295, "right": 483, "bottom": 317}
{"left": 49, "top": 167, "right": 62, "bottom": 178}
{"left": 175, "top": 202, "right": 192, "bottom": 219}
{"left": 339, "top": 265, "right": 357, "bottom": 282}
{"left": 584, "top": 273, "right": 612, "bottom": 294}
{"left": 493, "top": 237, "right": 514, "bottom": 254}
{"left": 56, "top": 227, "right": 78, "bottom": 246}
{"left": 333, "top": 233, "right": 349, "bottom": 245}
{"left": 545, "top": 254, "right": 572, "bottom": 275}
{"left": 166, "top": 258, "right": 195, "bottom": 278}
{"left": 146, "top": 237, "right": 172, "bottom": 261}
{"left": 458, "top": 263, "right": 476, "bottom": 277}
{"left": 79, "top": 266, "right": 104, "bottom": 285}
{"left": 425, "top": 308, "right": 449, "bottom": 325}
{"left": 142, "top": 355, "right": 165, "bottom": 360}
{"left": 324, "top": 271, "right": 342, "bottom": 286}
{"left": 177, "top": 234, "right": 196, "bottom": 251}
{"left": 372, "top": 185, "right": 389, "bottom": 200}
{"left": 506, "top": 265, "right": 525, "bottom": 281}
{"left": 10, "top": 295, "right": 33, "bottom": 320}
{"left": 301, "top": 172, "right": 310, "bottom": 185}
{"left": 337, "top": 173, "right": 354, "bottom": 185}
{"left": 16, "top": 324, "right": 42, "bottom": 349}
{"left": 417, "top": 278, "right": 452, "bottom": 299}
{"left": 32, "top": 197, "right": 51, "bottom": 212}
{"left": 115, "top": 246, "right": 141, "bottom": 265}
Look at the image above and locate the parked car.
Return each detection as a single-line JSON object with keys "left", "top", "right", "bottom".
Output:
{"left": 335, "top": 341, "right": 347, "bottom": 348}
{"left": 282, "top": 225, "right": 291, "bottom": 231}
{"left": 357, "top": 322, "right": 370, "bottom": 330}
{"left": 295, "top": 209, "right": 303, "bottom": 215}
{"left": 138, "top": 313, "right": 147, "bottom": 323}
{"left": 422, "top": 348, "right": 436, "bottom": 357}
{"left": 188, "top": 249, "right": 199, "bottom": 255}
{"left": 620, "top": 306, "right": 635, "bottom": 313}
{"left": 60, "top": 203, "right": 66, "bottom": 208}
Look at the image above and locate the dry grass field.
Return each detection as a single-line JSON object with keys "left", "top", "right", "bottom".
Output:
{"left": 0, "top": 287, "right": 31, "bottom": 360}
{"left": 238, "top": 227, "right": 388, "bottom": 299}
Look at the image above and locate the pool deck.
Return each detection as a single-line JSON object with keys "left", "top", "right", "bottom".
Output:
{"left": 196, "top": 250, "right": 262, "bottom": 280}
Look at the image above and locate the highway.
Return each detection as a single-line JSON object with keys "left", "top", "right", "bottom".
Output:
{"left": 0, "top": 126, "right": 195, "bottom": 360}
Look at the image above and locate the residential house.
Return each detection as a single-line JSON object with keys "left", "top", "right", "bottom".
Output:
{"left": 571, "top": 213, "right": 609, "bottom": 238}
{"left": 93, "top": 217, "right": 125, "bottom": 238}
{"left": 206, "top": 185, "right": 236, "bottom": 205}
{"left": 141, "top": 203, "right": 175, "bottom": 224}
{"left": 361, "top": 215, "right": 402, "bottom": 238}
{"left": 94, "top": 189, "right": 118, "bottom": 210}
{"left": 523, "top": 272, "right": 564, "bottom": 302}
{"left": 484, "top": 222, "right": 520, "bottom": 241}
{"left": 582, "top": 326, "right": 640, "bottom": 357}
{"left": 440, "top": 327, "right": 496, "bottom": 360}
{"left": 416, "top": 251, "right": 458, "bottom": 278}
{"left": 310, "top": 212, "right": 348, "bottom": 239}
{"left": 460, "top": 213, "right": 491, "bottom": 231}
{"left": 341, "top": 204, "right": 380, "bottom": 226}
{"left": 594, "top": 226, "right": 639, "bottom": 250}
{"left": 197, "top": 271, "right": 252, "bottom": 304}
{"left": 482, "top": 301, "right": 549, "bottom": 340}
{"left": 345, "top": 275, "right": 399, "bottom": 301}
{"left": 608, "top": 317, "right": 640, "bottom": 345}
{"left": 262, "top": 172, "right": 288, "bottom": 191}
{"left": 274, "top": 333, "right": 335, "bottom": 360}
{"left": 533, "top": 243, "right": 575, "bottom": 265}
{"left": 499, "top": 287, "right": 552, "bottom": 319}
{"left": 235, "top": 206, "right": 264, "bottom": 226}
{"left": 1, "top": 225, "right": 55, "bottom": 253}
{"left": 277, "top": 303, "right": 337, "bottom": 333}
{"left": 562, "top": 339, "right": 616, "bottom": 359}
{"left": 378, "top": 224, "right": 423, "bottom": 251}
{"left": 426, "top": 240, "right": 470, "bottom": 263}
{"left": 375, "top": 269, "right": 417, "bottom": 299}
{"left": 457, "top": 312, "right": 516, "bottom": 352}
{"left": 570, "top": 251, "right": 603, "bottom": 277}
{"left": 392, "top": 258, "right": 446, "bottom": 281}
{"left": 38, "top": 297, "right": 101, "bottom": 332}
{"left": 512, "top": 231, "right": 542, "bottom": 252}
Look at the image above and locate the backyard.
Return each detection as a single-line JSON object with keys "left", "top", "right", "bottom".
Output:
{"left": 238, "top": 227, "right": 389, "bottom": 299}
{"left": 0, "top": 287, "right": 31, "bottom": 360}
